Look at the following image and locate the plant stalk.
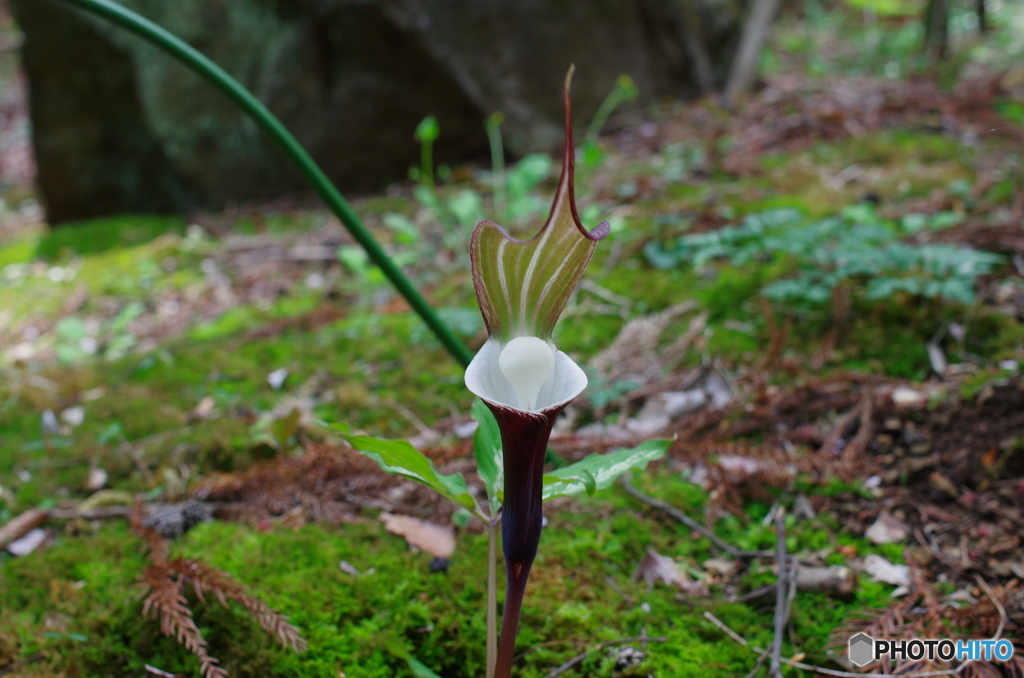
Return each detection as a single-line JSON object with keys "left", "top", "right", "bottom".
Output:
{"left": 54, "top": 0, "right": 473, "bottom": 369}
{"left": 488, "top": 408, "right": 554, "bottom": 678}
{"left": 493, "top": 562, "right": 530, "bottom": 678}
{"left": 486, "top": 518, "right": 498, "bottom": 678}
{"left": 486, "top": 113, "right": 506, "bottom": 224}
{"left": 420, "top": 136, "right": 435, "bottom": 190}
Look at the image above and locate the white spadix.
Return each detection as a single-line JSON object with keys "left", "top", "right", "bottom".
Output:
{"left": 498, "top": 337, "right": 555, "bottom": 412}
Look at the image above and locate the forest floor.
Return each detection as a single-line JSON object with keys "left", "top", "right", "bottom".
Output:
{"left": 1, "top": 3, "right": 1024, "bottom": 678}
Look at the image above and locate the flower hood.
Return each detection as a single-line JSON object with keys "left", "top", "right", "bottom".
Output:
{"left": 464, "top": 66, "right": 608, "bottom": 416}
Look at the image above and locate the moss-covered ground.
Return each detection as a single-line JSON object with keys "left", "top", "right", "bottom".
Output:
{"left": 2, "top": 2, "right": 1024, "bottom": 676}
{"left": 1, "top": 475, "right": 903, "bottom": 678}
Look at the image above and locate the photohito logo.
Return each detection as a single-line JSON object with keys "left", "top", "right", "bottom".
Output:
{"left": 848, "top": 633, "right": 1015, "bottom": 667}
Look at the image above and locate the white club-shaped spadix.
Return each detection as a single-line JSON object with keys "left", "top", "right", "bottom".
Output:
{"left": 465, "top": 337, "right": 588, "bottom": 414}
{"left": 498, "top": 337, "right": 555, "bottom": 412}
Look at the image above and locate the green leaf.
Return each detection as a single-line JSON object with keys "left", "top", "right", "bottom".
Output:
{"left": 577, "top": 469, "right": 598, "bottom": 496}
{"left": 642, "top": 240, "right": 683, "bottom": 269}
{"left": 447, "top": 189, "right": 484, "bottom": 229}
{"left": 408, "top": 657, "right": 443, "bottom": 678}
{"left": 383, "top": 213, "right": 420, "bottom": 245}
{"left": 471, "top": 399, "right": 503, "bottom": 512}
{"left": 414, "top": 116, "right": 439, "bottom": 144}
{"left": 270, "top": 407, "right": 302, "bottom": 448}
{"left": 541, "top": 439, "right": 671, "bottom": 501}
{"left": 55, "top": 316, "right": 88, "bottom": 341}
{"left": 451, "top": 508, "right": 473, "bottom": 529}
{"left": 338, "top": 430, "right": 478, "bottom": 512}
{"left": 337, "top": 245, "right": 369, "bottom": 275}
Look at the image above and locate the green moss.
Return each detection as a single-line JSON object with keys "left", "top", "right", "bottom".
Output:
{"left": 0, "top": 236, "right": 35, "bottom": 268}
{"left": 33, "top": 215, "right": 187, "bottom": 260}
{"left": 0, "top": 468, "right": 906, "bottom": 678}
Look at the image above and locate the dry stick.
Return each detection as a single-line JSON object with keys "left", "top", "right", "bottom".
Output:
{"left": 703, "top": 612, "right": 966, "bottom": 678}
{"left": 372, "top": 395, "right": 437, "bottom": 442}
{"left": 0, "top": 652, "right": 45, "bottom": 677}
{"left": 620, "top": 475, "right": 772, "bottom": 559}
{"left": 48, "top": 505, "right": 134, "bottom": 520}
{"left": 770, "top": 507, "right": 787, "bottom": 678}
{"left": 0, "top": 509, "right": 48, "bottom": 549}
{"left": 543, "top": 636, "right": 668, "bottom": 678}
{"left": 743, "top": 649, "right": 771, "bottom": 678}
{"left": 973, "top": 574, "right": 1007, "bottom": 642}
{"left": 782, "top": 561, "right": 798, "bottom": 630}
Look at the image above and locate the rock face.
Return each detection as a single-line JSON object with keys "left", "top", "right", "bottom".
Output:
{"left": 12, "top": 0, "right": 744, "bottom": 223}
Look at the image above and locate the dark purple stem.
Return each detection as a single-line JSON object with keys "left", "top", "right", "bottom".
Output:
{"left": 486, "top": 403, "right": 559, "bottom": 678}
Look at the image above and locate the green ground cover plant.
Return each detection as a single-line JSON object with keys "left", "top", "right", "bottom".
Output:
{"left": 643, "top": 203, "right": 1002, "bottom": 307}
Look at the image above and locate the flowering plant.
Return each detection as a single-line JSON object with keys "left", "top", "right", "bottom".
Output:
{"left": 340, "top": 68, "right": 668, "bottom": 677}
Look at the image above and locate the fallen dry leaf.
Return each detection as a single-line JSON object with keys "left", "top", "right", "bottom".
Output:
{"left": 192, "top": 395, "right": 216, "bottom": 420}
{"left": 865, "top": 512, "right": 910, "bottom": 545}
{"left": 86, "top": 466, "right": 108, "bottom": 491}
{"left": 380, "top": 513, "right": 456, "bottom": 559}
{"left": 7, "top": 527, "right": 47, "bottom": 556}
{"left": 861, "top": 554, "right": 910, "bottom": 587}
{"left": 0, "top": 508, "right": 48, "bottom": 549}
{"left": 633, "top": 548, "right": 691, "bottom": 589}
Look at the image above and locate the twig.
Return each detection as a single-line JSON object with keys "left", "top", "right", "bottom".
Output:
{"left": 973, "top": 574, "right": 1007, "bottom": 641}
{"left": 578, "top": 279, "right": 634, "bottom": 310}
{"left": 703, "top": 612, "right": 963, "bottom": 678}
{"left": 728, "top": 584, "right": 776, "bottom": 603}
{"left": 704, "top": 612, "right": 749, "bottom": 646}
{"left": 513, "top": 640, "right": 581, "bottom": 662}
{"left": 783, "top": 561, "right": 798, "bottom": 628}
{"left": 914, "top": 527, "right": 958, "bottom": 569}
{"left": 48, "top": 505, "right": 134, "bottom": 520}
{"left": 620, "top": 475, "right": 771, "bottom": 559}
{"left": 0, "top": 509, "right": 48, "bottom": 549}
{"left": 371, "top": 396, "right": 438, "bottom": 443}
{"left": 604, "top": 575, "right": 634, "bottom": 604}
{"left": 743, "top": 649, "right": 771, "bottom": 678}
{"left": 0, "top": 652, "right": 45, "bottom": 677}
{"left": 543, "top": 636, "right": 668, "bottom": 678}
{"left": 770, "top": 508, "right": 787, "bottom": 678}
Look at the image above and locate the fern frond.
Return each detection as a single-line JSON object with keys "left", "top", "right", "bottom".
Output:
{"left": 141, "top": 564, "right": 227, "bottom": 678}
{"left": 169, "top": 557, "right": 308, "bottom": 653}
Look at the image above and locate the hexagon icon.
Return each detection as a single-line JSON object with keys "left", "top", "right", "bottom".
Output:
{"left": 849, "top": 633, "right": 875, "bottom": 667}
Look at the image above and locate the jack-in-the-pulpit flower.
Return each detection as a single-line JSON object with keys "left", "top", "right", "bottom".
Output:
{"left": 465, "top": 66, "right": 608, "bottom": 677}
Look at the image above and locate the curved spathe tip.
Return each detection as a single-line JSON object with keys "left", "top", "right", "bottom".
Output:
{"left": 559, "top": 65, "right": 609, "bottom": 245}
{"left": 465, "top": 339, "right": 587, "bottom": 416}
{"left": 468, "top": 67, "right": 609, "bottom": 341}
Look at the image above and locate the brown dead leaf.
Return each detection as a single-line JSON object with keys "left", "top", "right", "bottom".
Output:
{"left": 191, "top": 396, "right": 216, "bottom": 421}
{"left": 633, "top": 548, "right": 691, "bottom": 590}
{"left": 0, "top": 509, "right": 48, "bottom": 549}
{"left": 865, "top": 512, "right": 910, "bottom": 545}
{"left": 379, "top": 513, "right": 456, "bottom": 559}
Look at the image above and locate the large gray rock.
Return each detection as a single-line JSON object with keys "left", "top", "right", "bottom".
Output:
{"left": 12, "top": 0, "right": 744, "bottom": 223}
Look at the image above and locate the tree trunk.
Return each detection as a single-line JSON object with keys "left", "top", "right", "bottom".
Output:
{"left": 923, "top": 0, "right": 952, "bottom": 62}
{"left": 725, "top": 0, "right": 782, "bottom": 103}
